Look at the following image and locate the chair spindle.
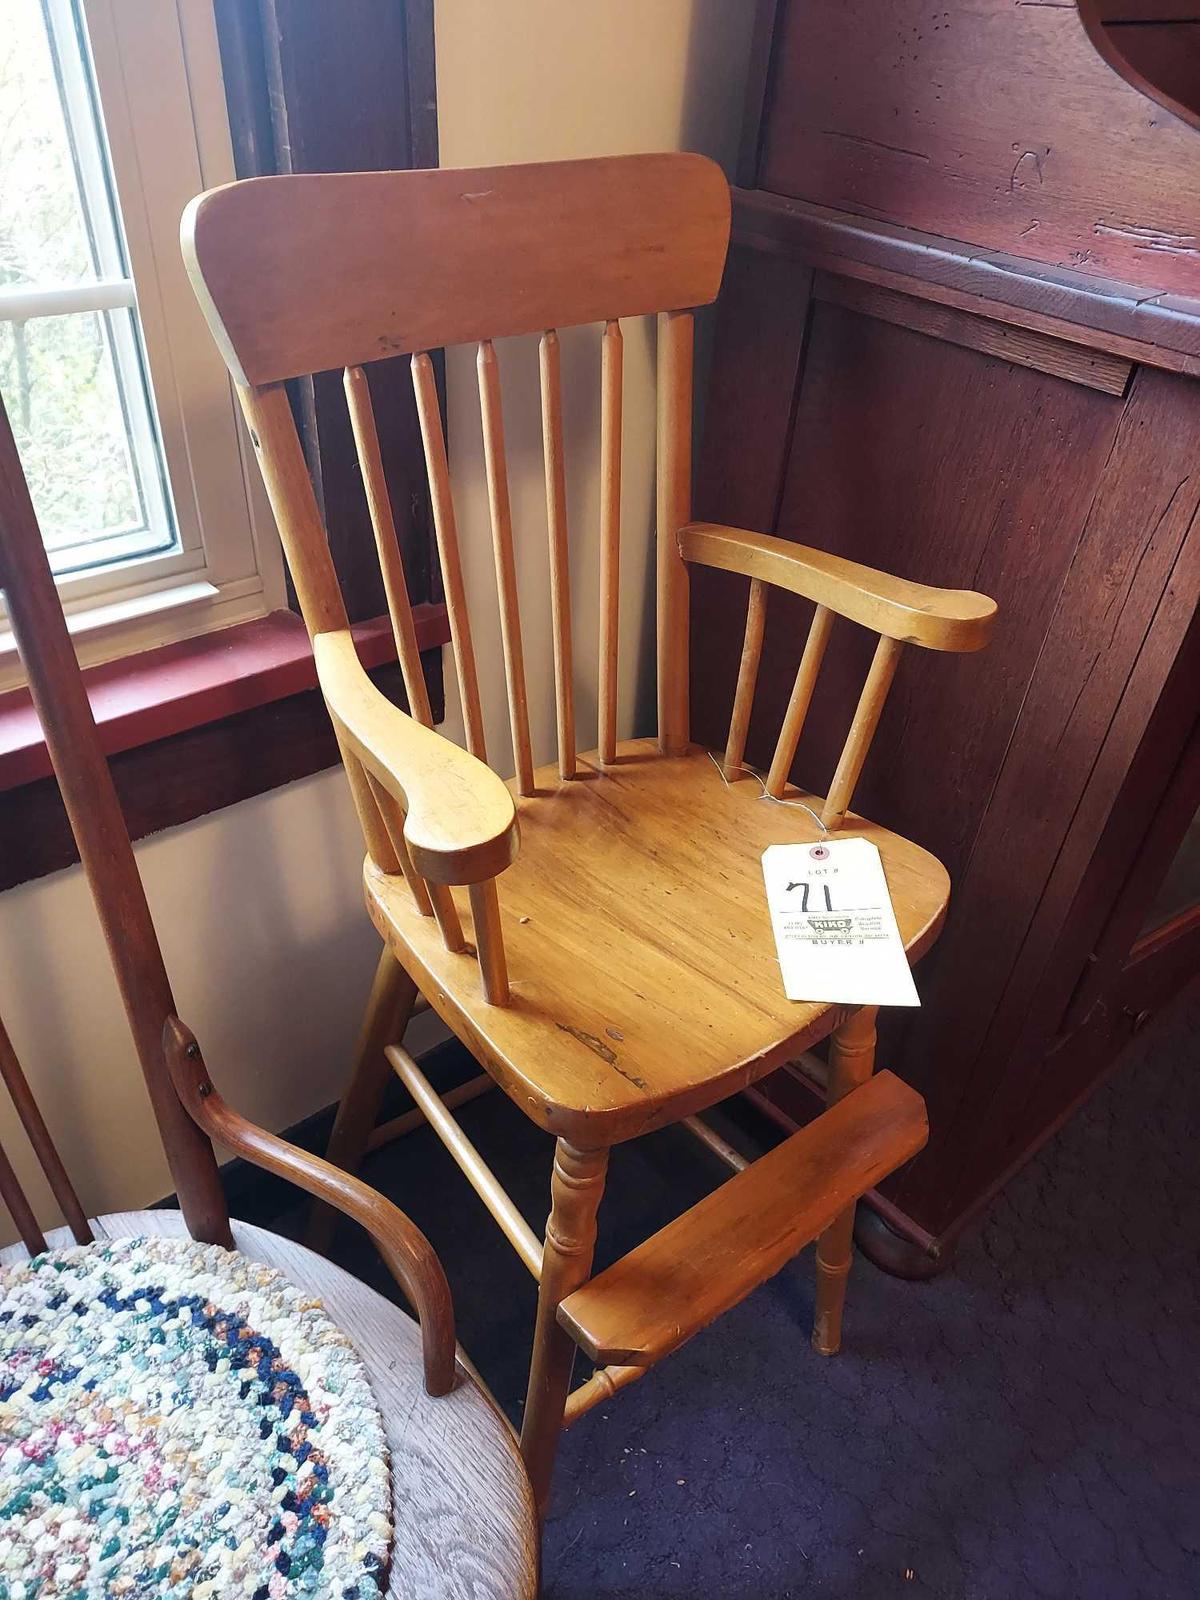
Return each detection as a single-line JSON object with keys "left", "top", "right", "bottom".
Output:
{"left": 539, "top": 330, "right": 576, "bottom": 781}
{"left": 821, "top": 634, "right": 904, "bottom": 828}
{"left": 478, "top": 340, "right": 535, "bottom": 796}
{"left": 598, "top": 318, "right": 623, "bottom": 766}
{"left": 765, "top": 603, "right": 835, "bottom": 798}
{"left": 0, "top": 1138, "right": 46, "bottom": 1256}
{"left": 365, "top": 772, "right": 466, "bottom": 951}
{"left": 240, "top": 384, "right": 400, "bottom": 878}
{"left": 0, "top": 1016, "right": 91, "bottom": 1245}
{"left": 428, "top": 883, "right": 469, "bottom": 955}
{"left": 411, "top": 351, "right": 488, "bottom": 762}
{"left": 469, "top": 880, "right": 510, "bottom": 1005}
{"left": 723, "top": 578, "right": 768, "bottom": 780}
{"left": 364, "top": 771, "right": 435, "bottom": 919}
{"left": 656, "top": 311, "right": 694, "bottom": 756}
{"left": 344, "top": 365, "right": 434, "bottom": 726}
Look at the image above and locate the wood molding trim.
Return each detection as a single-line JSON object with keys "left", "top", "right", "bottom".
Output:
{"left": 813, "top": 273, "right": 1134, "bottom": 397}
{"left": 732, "top": 188, "right": 1200, "bottom": 375}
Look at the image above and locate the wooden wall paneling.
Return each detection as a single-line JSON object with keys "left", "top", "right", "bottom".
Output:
{"left": 741, "top": 299, "right": 1122, "bottom": 879}
{"left": 1062, "top": 615, "right": 1200, "bottom": 1030}
{"left": 213, "top": 0, "right": 276, "bottom": 178}
{"left": 707, "top": 0, "right": 1200, "bottom": 1259}
{"left": 691, "top": 295, "right": 1129, "bottom": 1209}
{"left": 691, "top": 246, "right": 813, "bottom": 738}
{"left": 1008, "top": 706, "right": 1200, "bottom": 1189}
{"left": 731, "top": 191, "right": 1200, "bottom": 379}
{"left": 694, "top": 247, "right": 813, "bottom": 531}
{"left": 775, "top": 304, "right": 1129, "bottom": 1188}
{"left": 735, "top": 0, "right": 784, "bottom": 187}
{"left": 813, "top": 274, "right": 1134, "bottom": 397}
{"left": 887, "top": 367, "right": 1200, "bottom": 1228}
{"left": 401, "top": 0, "right": 440, "bottom": 171}
{"left": 1092, "top": 0, "right": 1200, "bottom": 20}
{"left": 934, "top": 498, "right": 1200, "bottom": 1219}
{"left": 759, "top": 0, "right": 1200, "bottom": 296}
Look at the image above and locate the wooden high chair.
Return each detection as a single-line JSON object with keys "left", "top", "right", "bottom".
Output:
{"left": 182, "top": 152, "right": 997, "bottom": 1512}
{"left": 0, "top": 401, "right": 538, "bottom": 1598}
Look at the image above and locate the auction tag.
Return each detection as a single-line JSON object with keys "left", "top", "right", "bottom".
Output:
{"left": 761, "top": 838, "right": 920, "bottom": 1007}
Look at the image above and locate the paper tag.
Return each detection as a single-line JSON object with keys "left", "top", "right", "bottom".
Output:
{"left": 761, "top": 838, "right": 920, "bottom": 1007}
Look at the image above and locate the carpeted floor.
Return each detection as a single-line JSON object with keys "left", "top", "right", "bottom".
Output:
{"left": 261, "top": 985, "right": 1199, "bottom": 1598}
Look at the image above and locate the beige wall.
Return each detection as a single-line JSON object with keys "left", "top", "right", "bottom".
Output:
{"left": 0, "top": 773, "right": 387, "bottom": 1223}
{"left": 434, "top": 0, "right": 754, "bottom": 765}
{"left": 0, "top": 0, "right": 754, "bottom": 1235}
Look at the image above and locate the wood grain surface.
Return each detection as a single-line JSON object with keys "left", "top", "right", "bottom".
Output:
{"left": 760, "top": 0, "right": 1200, "bottom": 295}
{"left": 365, "top": 740, "right": 950, "bottom": 1147}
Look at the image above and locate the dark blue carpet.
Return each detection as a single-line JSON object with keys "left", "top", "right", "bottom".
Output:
{"left": 266, "top": 984, "right": 1200, "bottom": 1597}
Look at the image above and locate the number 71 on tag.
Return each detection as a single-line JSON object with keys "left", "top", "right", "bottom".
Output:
{"left": 761, "top": 838, "right": 920, "bottom": 1007}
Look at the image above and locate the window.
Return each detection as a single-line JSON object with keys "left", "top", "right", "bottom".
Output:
{"left": 0, "top": 0, "right": 284, "bottom": 690}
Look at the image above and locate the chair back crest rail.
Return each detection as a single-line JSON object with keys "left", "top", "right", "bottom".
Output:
{"left": 182, "top": 153, "right": 995, "bottom": 1008}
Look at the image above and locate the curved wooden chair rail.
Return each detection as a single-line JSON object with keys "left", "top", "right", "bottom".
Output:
{"left": 677, "top": 521, "right": 997, "bottom": 814}
{"left": 677, "top": 523, "right": 996, "bottom": 652}
{"left": 163, "top": 1016, "right": 457, "bottom": 1396}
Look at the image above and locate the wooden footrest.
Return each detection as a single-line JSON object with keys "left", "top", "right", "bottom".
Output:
{"left": 558, "top": 1070, "right": 927, "bottom": 1366}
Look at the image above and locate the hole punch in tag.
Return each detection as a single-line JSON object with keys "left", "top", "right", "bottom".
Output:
{"left": 761, "top": 837, "right": 920, "bottom": 1008}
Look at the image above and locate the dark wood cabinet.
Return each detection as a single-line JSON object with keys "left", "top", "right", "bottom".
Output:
{"left": 695, "top": 0, "right": 1200, "bottom": 1270}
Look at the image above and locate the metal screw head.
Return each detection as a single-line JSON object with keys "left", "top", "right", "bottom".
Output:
{"left": 185, "top": 1040, "right": 200, "bottom": 1060}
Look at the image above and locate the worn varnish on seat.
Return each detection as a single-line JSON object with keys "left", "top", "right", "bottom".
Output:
{"left": 182, "top": 151, "right": 996, "bottom": 1518}
{"left": 368, "top": 739, "right": 949, "bottom": 1145}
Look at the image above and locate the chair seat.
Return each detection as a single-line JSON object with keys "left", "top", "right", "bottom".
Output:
{"left": 367, "top": 739, "right": 949, "bottom": 1147}
{"left": 1, "top": 1212, "right": 538, "bottom": 1600}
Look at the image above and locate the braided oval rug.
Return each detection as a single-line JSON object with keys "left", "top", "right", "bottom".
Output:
{"left": 0, "top": 1235, "right": 391, "bottom": 1599}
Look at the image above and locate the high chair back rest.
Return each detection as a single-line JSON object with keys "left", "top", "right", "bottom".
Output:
{"left": 0, "top": 402, "right": 230, "bottom": 1246}
{"left": 183, "top": 152, "right": 730, "bottom": 1001}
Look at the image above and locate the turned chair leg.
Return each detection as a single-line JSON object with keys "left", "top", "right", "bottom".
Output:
{"left": 812, "top": 1004, "right": 879, "bottom": 1356}
{"left": 519, "top": 1139, "right": 609, "bottom": 1517}
{"left": 307, "top": 947, "right": 418, "bottom": 1252}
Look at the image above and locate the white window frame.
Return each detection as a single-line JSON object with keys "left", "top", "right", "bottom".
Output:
{"left": 0, "top": 0, "right": 285, "bottom": 692}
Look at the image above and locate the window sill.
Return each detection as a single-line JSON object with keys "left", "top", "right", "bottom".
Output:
{"left": 0, "top": 603, "right": 449, "bottom": 889}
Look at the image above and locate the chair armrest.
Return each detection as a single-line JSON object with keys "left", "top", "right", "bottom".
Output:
{"left": 314, "top": 629, "right": 518, "bottom": 885}
{"left": 164, "top": 1016, "right": 457, "bottom": 1397}
{"left": 678, "top": 522, "right": 997, "bottom": 652}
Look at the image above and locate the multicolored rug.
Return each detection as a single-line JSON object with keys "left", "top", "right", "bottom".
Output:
{"left": 0, "top": 1235, "right": 391, "bottom": 1599}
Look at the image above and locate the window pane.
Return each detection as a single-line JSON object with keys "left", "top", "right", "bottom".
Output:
{"left": 0, "top": 309, "right": 173, "bottom": 572}
{"left": 0, "top": 0, "right": 178, "bottom": 576}
{"left": 0, "top": 0, "right": 97, "bottom": 286}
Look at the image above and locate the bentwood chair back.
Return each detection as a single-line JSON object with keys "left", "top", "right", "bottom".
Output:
{"left": 0, "top": 397, "right": 538, "bottom": 1596}
{"left": 182, "top": 153, "right": 997, "bottom": 1513}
